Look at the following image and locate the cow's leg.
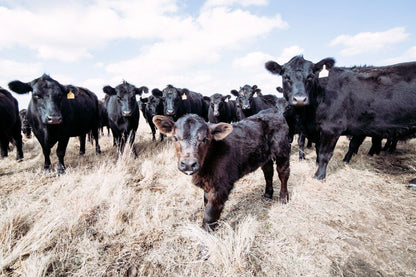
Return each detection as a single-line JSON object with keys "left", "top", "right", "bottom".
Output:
{"left": 315, "top": 133, "right": 340, "bottom": 180}
{"left": 343, "top": 135, "right": 365, "bottom": 163}
{"left": 202, "top": 188, "right": 229, "bottom": 232}
{"left": 56, "top": 137, "right": 69, "bottom": 175}
{"left": 368, "top": 136, "right": 382, "bottom": 156}
{"left": 12, "top": 125, "right": 24, "bottom": 160}
{"left": 387, "top": 138, "right": 398, "bottom": 153}
{"left": 160, "top": 133, "right": 165, "bottom": 142}
{"left": 275, "top": 154, "right": 290, "bottom": 204}
{"left": 150, "top": 122, "right": 157, "bottom": 141}
{"left": 306, "top": 139, "right": 313, "bottom": 148}
{"left": 261, "top": 160, "right": 274, "bottom": 200}
{"left": 91, "top": 128, "right": 101, "bottom": 154}
{"left": 298, "top": 133, "right": 306, "bottom": 160}
{"left": 41, "top": 144, "right": 52, "bottom": 172}
{"left": 0, "top": 135, "right": 8, "bottom": 158}
{"left": 79, "top": 135, "right": 86, "bottom": 155}
{"left": 128, "top": 130, "right": 137, "bottom": 157}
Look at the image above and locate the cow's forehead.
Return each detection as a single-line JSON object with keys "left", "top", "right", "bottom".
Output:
{"left": 284, "top": 57, "right": 314, "bottom": 74}
{"left": 116, "top": 83, "right": 134, "bottom": 95}
{"left": 176, "top": 115, "right": 208, "bottom": 140}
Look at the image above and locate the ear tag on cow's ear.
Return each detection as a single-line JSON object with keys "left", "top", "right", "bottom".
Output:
{"left": 67, "top": 91, "right": 75, "bottom": 99}
{"left": 319, "top": 65, "right": 329, "bottom": 78}
{"left": 182, "top": 94, "right": 187, "bottom": 100}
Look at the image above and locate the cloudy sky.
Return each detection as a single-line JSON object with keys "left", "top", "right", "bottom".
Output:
{"left": 1, "top": 0, "right": 415, "bottom": 108}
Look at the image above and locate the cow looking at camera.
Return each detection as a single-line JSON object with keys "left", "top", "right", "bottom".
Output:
{"left": 103, "top": 81, "right": 148, "bottom": 156}
{"left": 266, "top": 56, "right": 416, "bottom": 180}
{"left": 153, "top": 108, "right": 291, "bottom": 232}
{"left": 8, "top": 74, "right": 101, "bottom": 174}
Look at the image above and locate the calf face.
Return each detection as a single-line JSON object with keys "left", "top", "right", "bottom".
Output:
{"left": 103, "top": 81, "right": 148, "bottom": 117}
{"left": 9, "top": 74, "right": 67, "bottom": 125}
{"left": 231, "top": 85, "right": 260, "bottom": 111}
{"left": 265, "top": 56, "right": 334, "bottom": 106}
{"left": 153, "top": 115, "right": 232, "bottom": 175}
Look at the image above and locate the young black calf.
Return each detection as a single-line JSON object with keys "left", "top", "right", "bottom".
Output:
{"left": 153, "top": 108, "right": 291, "bottom": 231}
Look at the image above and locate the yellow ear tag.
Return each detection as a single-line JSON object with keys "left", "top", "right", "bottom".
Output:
{"left": 67, "top": 91, "right": 75, "bottom": 99}
{"left": 319, "top": 65, "right": 329, "bottom": 78}
{"left": 181, "top": 94, "right": 187, "bottom": 100}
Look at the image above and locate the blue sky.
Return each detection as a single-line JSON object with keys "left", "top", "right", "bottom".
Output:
{"left": 1, "top": 0, "right": 415, "bottom": 108}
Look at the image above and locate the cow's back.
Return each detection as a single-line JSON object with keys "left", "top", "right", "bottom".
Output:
{"left": 318, "top": 63, "right": 416, "bottom": 137}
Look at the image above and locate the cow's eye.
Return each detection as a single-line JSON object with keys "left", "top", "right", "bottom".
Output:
{"left": 307, "top": 74, "right": 314, "bottom": 81}
{"left": 33, "top": 94, "right": 41, "bottom": 100}
{"left": 202, "top": 137, "right": 209, "bottom": 143}
{"left": 284, "top": 76, "right": 291, "bottom": 82}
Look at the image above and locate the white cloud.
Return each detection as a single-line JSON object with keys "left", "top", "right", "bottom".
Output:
{"left": 0, "top": 1, "right": 193, "bottom": 62}
{"left": 233, "top": 51, "right": 275, "bottom": 68}
{"left": 203, "top": 0, "right": 268, "bottom": 9}
{"left": 383, "top": 46, "right": 416, "bottom": 64}
{"left": 275, "top": 45, "right": 304, "bottom": 64}
{"left": 0, "top": 59, "right": 43, "bottom": 80}
{"left": 330, "top": 27, "right": 409, "bottom": 56}
{"left": 105, "top": 6, "right": 288, "bottom": 92}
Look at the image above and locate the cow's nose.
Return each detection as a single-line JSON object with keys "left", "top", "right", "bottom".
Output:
{"left": 122, "top": 111, "right": 132, "bottom": 117}
{"left": 179, "top": 160, "right": 199, "bottom": 175}
{"left": 242, "top": 105, "right": 250, "bottom": 110}
{"left": 293, "top": 96, "right": 308, "bottom": 106}
{"left": 166, "top": 109, "right": 174, "bottom": 115}
{"left": 46, "top": 115, "right": 63, "bottom": 124}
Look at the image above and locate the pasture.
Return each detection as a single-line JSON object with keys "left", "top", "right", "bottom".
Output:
{"left": 1, "top": 117, "right": 415, "bottom": 276}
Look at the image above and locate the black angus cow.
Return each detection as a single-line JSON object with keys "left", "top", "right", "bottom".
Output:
{"left": 140, "top": 89, "right": 165, "bottom": 141}
{"left": 19, "top": 109, "right": 32, "bottom": 138}
{"left": 153, "top": 85, "right": 209, "bottom": 121}
{"left": 231, "top": 85, "right": 278, "bottom": 120}
{"left": 204, "top": 93, "right": 237, "bottom": 123}
{"left": 8, "top": 74, "right": 101, "bottom": 174}
{"left": 0, "top": 87, "right": 23, "bottom": 160}
{"left": 266, "top": 56, "right": 416, "bottom": 180}
{"left": 103, "top": 81, "right": 148, "bottom": 156}
{"left": 153, "top": 108, "right": 291, "bottom": 231}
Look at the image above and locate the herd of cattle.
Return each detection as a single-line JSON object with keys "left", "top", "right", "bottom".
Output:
{"left": 1, "top": 55, "right": 416, "bottom": 231}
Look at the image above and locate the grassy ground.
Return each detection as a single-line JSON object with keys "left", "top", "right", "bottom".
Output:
{"left": 1, "top": 117, "right": 415, "bottom": 276}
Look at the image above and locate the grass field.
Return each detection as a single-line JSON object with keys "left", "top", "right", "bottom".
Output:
{"left": 1, "top": 117, "right": 415, "bottom": 276}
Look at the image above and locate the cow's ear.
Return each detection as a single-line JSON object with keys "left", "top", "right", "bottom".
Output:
{"left": 180, "top": 88, "right": 190, "bottom": 100}
{"left": 231, "top": 89, "right": 239, "bottom": 97}
{"left": 136, "top": 86, "right": 148, "bottom": 95}
{"left": 265, "top": 61, "right": 283, "bottom": 75}
{"left": 152, "top": 88, "right": 163, "bottom": 97}
{"left": 276, "top": 87, "right": 283, "bottom": 93}
{"left": 223, "top": 95, "right": 231, "bottom": 102}
{"left": 210, "top": 123, "right": 233, "bottom": 141}
{"left": 8, "top": 80, "right": 32, "bottom": 94}
{"left": 153, "top": 115, "right": 175, "bottom": 135}
{"left": 203, "top": 96, "right": 211, "bottom": 102}
{"left": 313, "top": 58, "right": 335, "bottom": 73}
{"left": 103, "top": 85, "right": 116, "bottom": 95}
{"left": 140, "top": 97, "right": 149, "bottom": 103}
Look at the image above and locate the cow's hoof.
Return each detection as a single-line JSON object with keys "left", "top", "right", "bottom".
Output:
{"left": 263, "top": 194, "right": 273, "bottom": 201}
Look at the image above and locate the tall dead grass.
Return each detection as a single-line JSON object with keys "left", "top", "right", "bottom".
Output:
{"left": 0, "top": 118, "right": 415, "bottom": 276}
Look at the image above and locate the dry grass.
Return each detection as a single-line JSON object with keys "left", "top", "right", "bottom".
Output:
{"left": 1, "top": 117, "right": 415, "bottom": 276}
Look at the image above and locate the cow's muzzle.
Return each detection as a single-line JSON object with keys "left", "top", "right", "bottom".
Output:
{"left": 122, "top": 111, "right": 132, "bottom": 117}
{"left": 179, "top": 160, "right": 199, "bottom": 175}
{"left": 242, "top": 105, "right": 250, "bottom": 110}
{"left": 292, "top": 96, "right": 309, "bottom": 106}
{"left": 166, "top": 109, "right": 175, "bottom": 116}
{"left": 46, "top": 115, "right": 63, "bottom": 124}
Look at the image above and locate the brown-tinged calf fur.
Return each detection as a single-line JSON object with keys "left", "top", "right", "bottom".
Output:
{"left": 153, "top": 108, "right": 291, "bottom": 231}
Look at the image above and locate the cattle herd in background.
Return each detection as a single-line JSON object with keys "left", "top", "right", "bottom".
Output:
{"left": 1, "top": 55, "right": 416, "bottom": 231}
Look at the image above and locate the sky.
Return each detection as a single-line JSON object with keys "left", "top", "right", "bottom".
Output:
{"left": 1, "top": 0, "right": 415, "bottom": 109}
